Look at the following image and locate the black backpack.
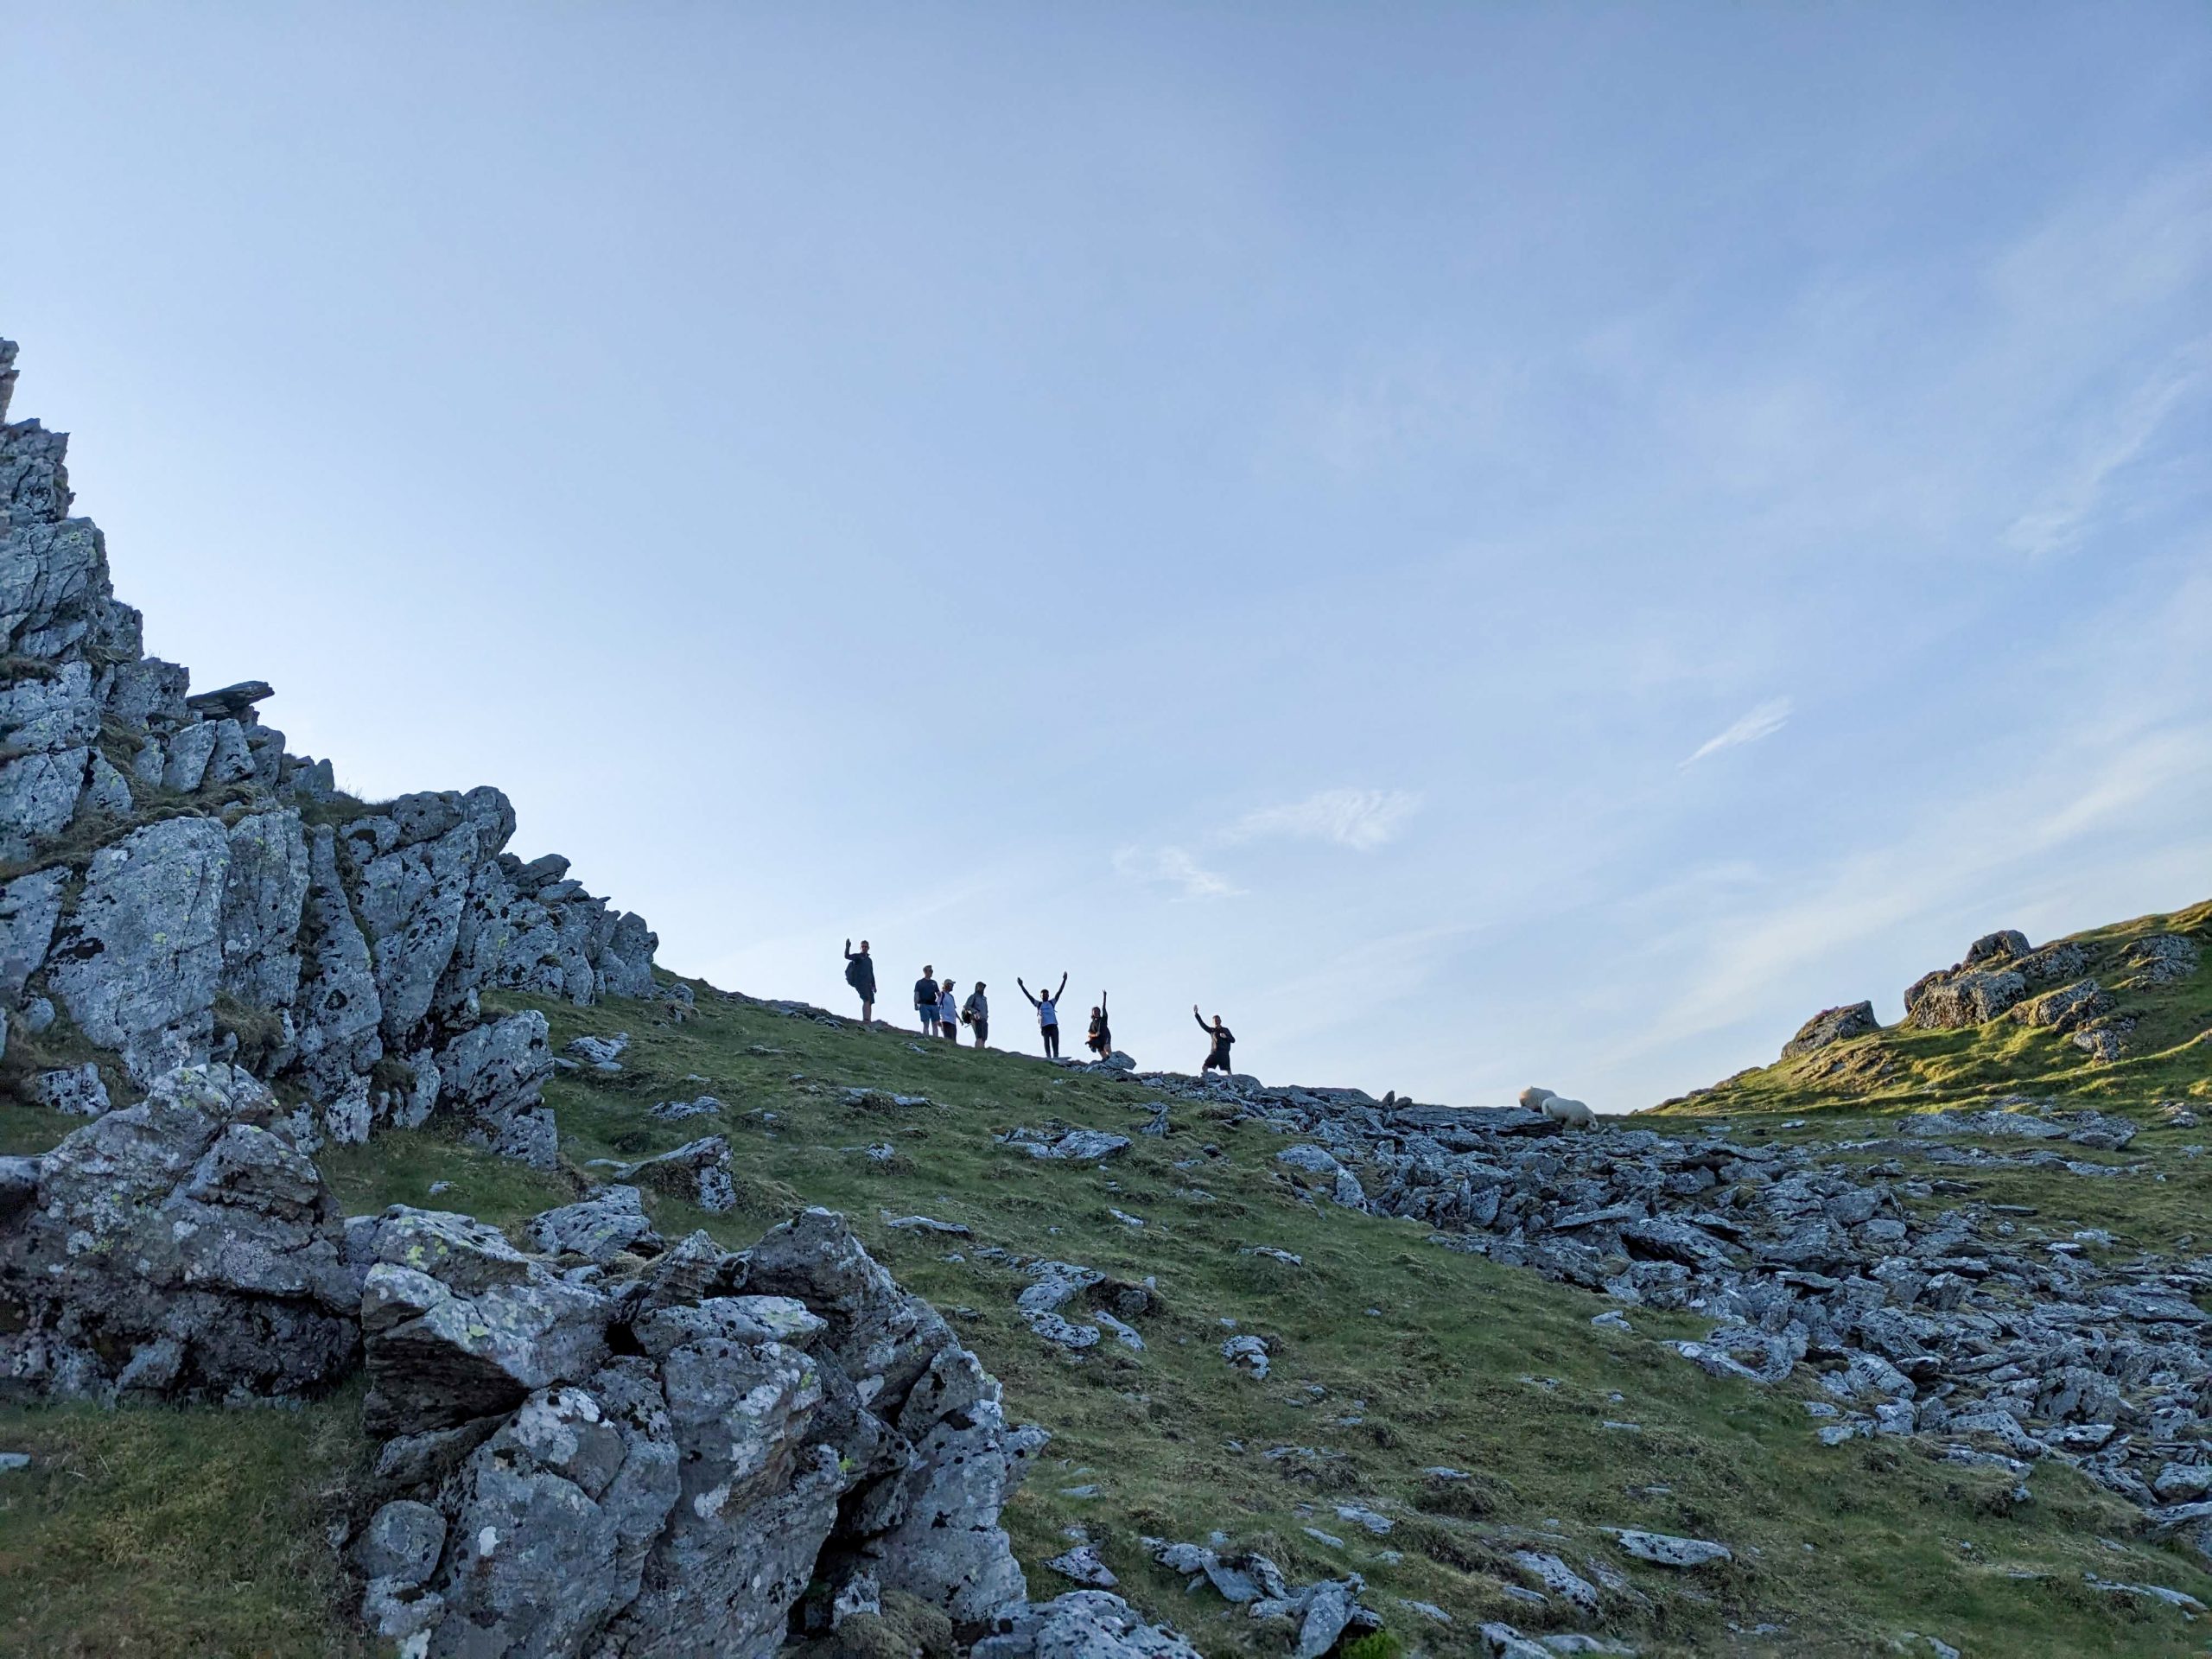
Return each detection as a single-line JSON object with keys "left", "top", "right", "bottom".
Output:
{"left": 844, "top": 956, "right": 867, "bottom": 988}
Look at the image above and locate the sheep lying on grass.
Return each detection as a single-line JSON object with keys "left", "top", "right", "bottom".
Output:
{"left": 1518, "top": 1085, "right": 1597, "bottom": 1130}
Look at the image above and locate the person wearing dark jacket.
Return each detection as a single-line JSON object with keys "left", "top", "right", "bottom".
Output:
{"left": 1085, "top": 991, "right": 1112, "bottom": 1060}
{"left": 1019, "top": 972, "right": 1069, "bottom": 1058}
{"left": 1195, "top": 1006, "right": 1235, "bottom": 1074}
{"left": 915, "top": 965, "right": 941, "bottom": 1036}
{"left": 963, "top": 982, "right": 989, "bottom": 1048}
{"left": 842, "top": 939, "right": 876, "bottom": 1026}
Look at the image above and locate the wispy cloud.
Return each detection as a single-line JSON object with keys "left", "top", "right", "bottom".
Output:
{"left": 1224, "top": 787, "right": 1423, "bottom": 851}
{"left": 1680, "top": 698, "right": 1792, "bottom": 768}
{"left": 2002, "top": 339, "right": 2211, "bottom": 556}
{"left": 1112, "top": 843, "right": 1241, "bottom": 900}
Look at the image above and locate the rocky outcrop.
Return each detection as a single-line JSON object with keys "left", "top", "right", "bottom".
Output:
{"left": 0, "top": 1064, "right": 359, "bottom": 1402}
{"left": 0, "top": 339, "right": 658, "bottom": 1156}
{"left": 1780, "top": 1000, "right": 1878, "bottom": 1059}
{"left": 351, "top": 1204, "right": 1050, "bottom": 1657}
{"left": 1080, "top": 1060, "right": 2212, "bottom": 1567}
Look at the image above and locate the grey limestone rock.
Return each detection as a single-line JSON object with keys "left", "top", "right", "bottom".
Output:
{"left": 291, "top": 823, "right": 385, "bottom": 1094}
{"left": 219, "top": 808, "right": 309, "bottom": 1010}
{"left": 973, "top": 1591, "right": 1203, "bottom": 1659}
{"left": 78, "top": 752, "right": 133, "bottom": 820}
{"left": 608, "top": 1135, "right": 736, "bottom": 1212}
{"left": 1781, "top": 1000, "right": 1879, "bottom": 1059}
{"left": 2123, "top": 933, "right": 2201, "bottom": 985}
{"left": 342, "top": 802, "right": 480, "bottom": 1043}
{"left": 2012, "top": 978, "right": 2113, "bottom": 1033}
{"left": 1608, "top": 1529, "right": 1732, "bottom": 1567}
{"left": 528, "top": 1185, "right": 662, "bottom": 1264}
{"left": 28, "top": 1063, "right": 109, "bottom": 1116}
{"left": 45, "top": 817, "right": 230, "bottom": 1084}
{"left": 357, "top": 1205, "right": 611, "bottom": 1435}
{"left": 0, "top": 866, "right": 67, "bottom": 1005}
{"left": 0, "top": 1063, "right": 359, "bottom": 1402}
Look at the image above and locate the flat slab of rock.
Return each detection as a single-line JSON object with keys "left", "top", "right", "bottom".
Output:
{"left": 1607, "top": 1528, "right": 1732, "bottom": 1567}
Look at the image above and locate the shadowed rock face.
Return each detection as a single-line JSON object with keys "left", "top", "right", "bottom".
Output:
{"left": 0, "top": 338, "right": 658, "bottom": 1155}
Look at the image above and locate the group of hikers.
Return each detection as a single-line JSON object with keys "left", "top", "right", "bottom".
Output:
{"left": 841, "top": 938, "right": 1237, "bottom": 1075}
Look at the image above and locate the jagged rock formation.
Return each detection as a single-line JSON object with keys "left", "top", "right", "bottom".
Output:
{"left": 0, "top": 1063, "right": 358, "bottom": 1401}
{"left": 349, "top": 1204, "right": 1050, "bottom": 1655}
{"left": 2, "top": 1063, "right": 1090, "bottom": 1656}
{"left": 0, "top": 339, "right": 657, "bottom": 1160}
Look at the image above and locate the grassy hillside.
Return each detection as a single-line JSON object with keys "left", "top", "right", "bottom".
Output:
{"left": 1654, "top": 899, "right": 2212, "bottom": 1119}
{"left": 6, "top": 983, "right": 2212, "bottom": 1656}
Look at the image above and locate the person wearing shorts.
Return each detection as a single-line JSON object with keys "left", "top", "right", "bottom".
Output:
{"left": 1195, "top": 1006, "right": 1235, "bottom": 1074}
{"left": 915, "top": 966, "right": 941, "bottom": 1035}
{"left": 938, "top": 978, "right": 960, "bottom": 1043}
{"left": 963, "top": 982, "right": 989, "bottom": 1047}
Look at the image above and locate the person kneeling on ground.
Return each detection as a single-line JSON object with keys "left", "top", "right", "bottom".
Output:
{"left": 1086, "top": 990, "right": 1112, "bottom": 1059}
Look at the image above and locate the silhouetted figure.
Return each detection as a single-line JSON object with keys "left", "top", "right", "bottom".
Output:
{"left": 1194, "top": 1006, "right": 1235, "bottom": 1075}
{"left": 842, "top": 938, "right": 876, "bottom": 1026}
{"left": 1085, "top": 991, "right": 1112, "bottom": 1060}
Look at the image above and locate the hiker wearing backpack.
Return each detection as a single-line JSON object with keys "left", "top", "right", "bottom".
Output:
{"left": 1019, "top": 972, "right": 1069, "bottom": 1058}
{"left": 842, "top": 939, "right": 876, "bottom": 1026}
{"left": 1195, "top": 1006, "right": 1235, "bottom": 1075}
{"left": 963, "top": 982, "right": 989, "bottom": 1048}
{"left": 937, "top": 978, "right": 960, "bottom": 1043}
{"left": 1085, "top": 991, "right": 1112, "bottom": 1060}
{"left": 915, "top": 964, "right": 942, "bottom": 1035}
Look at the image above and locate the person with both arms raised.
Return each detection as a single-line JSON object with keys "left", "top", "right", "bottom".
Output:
{"left": 1019, "top": 972, "right": 1069, "bottom": 1059}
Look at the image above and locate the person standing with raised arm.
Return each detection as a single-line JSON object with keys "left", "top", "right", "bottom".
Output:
{"left": 1085, "top": 991, "right": 1113, "bottom": 1060}
{"left": 1019, "top": 972, "right": 1069, "bottom": 1058}
{"left": 842, "top": 939, "right": 876, "bottom": 1027}
{"left": 1194, "top": 1005, "right": 1235, "bottom": 1076}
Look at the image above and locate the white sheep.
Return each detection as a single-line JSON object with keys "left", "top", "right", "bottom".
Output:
{"left": 1519, "top": 1084, "right": 1597, "bottom": 1130}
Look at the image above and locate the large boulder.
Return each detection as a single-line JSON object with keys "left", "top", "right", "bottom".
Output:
{"left": 435, "top": 1011, "right": 557, "bottom": 1167}
{"left": 0, "top": 1064, "right": 358, "bottom": 1402}
{"left": 44, "top": 817, "right": 231, "bottom": 1084}
{"left": 353, "top": 1209, "right": 1045, "bottom": 1659}
{"left": 1781, "top": 1000, "right": 1879, "bottom": 1059}
{"left": 356, "top": 1206, "right": 611, "bottom": 1435}
{"left": 1905, "top": 968, "right": 2026, "bottom": 1030}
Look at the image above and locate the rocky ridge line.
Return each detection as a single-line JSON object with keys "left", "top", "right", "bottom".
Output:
{"left": 0, "top": 337, "right": 658, "bottom": 1161}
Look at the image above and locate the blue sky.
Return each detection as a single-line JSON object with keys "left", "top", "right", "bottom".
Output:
{"left": 7, "top": 4, "right": 2209, "bottom": 1107}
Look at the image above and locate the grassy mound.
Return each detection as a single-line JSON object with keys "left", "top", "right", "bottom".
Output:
{"left": 1654, "top": 900, "right": 2212, "bottom": 1119}
{"left": 5, "top": 983, "right": 2212, "bottom": 1656}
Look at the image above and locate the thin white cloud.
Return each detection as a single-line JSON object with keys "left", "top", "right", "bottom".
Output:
{"left": 2002, "top": 339, "right": 2210, "bottom": 556}
{"left": 1680, "top": 698, "right": 1793, "bottom": 768}
{"left": 1224, "top": 787, "right": 1423, "bottom": 851}
{"left": 1112, "top": 843, "right": 1241, "bottom": 900}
